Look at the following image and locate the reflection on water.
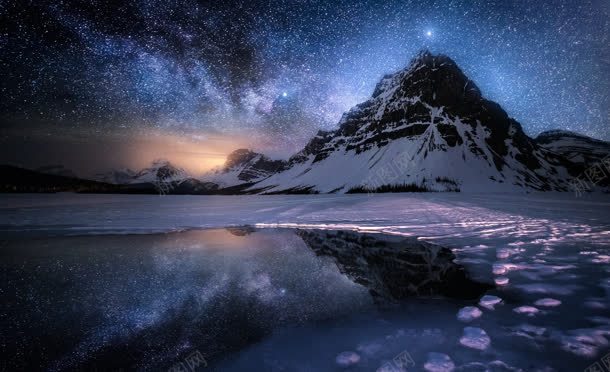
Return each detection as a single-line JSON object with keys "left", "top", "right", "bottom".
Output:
{"left": 297, "top": 229, "right": 492, "bottom": 301}
{"left": 0, "top": 227, "right": 608, "bottom": 371}
{"left": 2, "top": 228, "right": 377, "bottom": 370}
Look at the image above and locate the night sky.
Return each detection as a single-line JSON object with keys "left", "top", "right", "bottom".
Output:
{"left": 1, "top": 0, "right": 608, "bottom": 175}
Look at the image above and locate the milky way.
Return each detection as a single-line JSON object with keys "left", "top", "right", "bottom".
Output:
{"left": 0, "top": 0, "right": 608, "bottom": 172}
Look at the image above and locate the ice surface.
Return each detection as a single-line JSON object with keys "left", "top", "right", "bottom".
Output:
{"left": 1, "top": 193, "right": 609, "bottom": 241}
{"left": 1, "top": 192, "right": 610, "bottom": 371}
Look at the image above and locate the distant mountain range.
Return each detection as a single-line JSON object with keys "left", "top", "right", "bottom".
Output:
{"left": 0, "top": 165, "right": 117, "bottom": 193}
{"left": 2, "top": 51, "right": 608, "bottom": 195}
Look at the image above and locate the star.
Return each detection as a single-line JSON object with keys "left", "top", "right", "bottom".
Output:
{"left": 0, "top": 0, "right": 607, "bottom": 172}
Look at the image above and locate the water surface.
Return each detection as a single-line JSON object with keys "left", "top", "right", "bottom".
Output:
{"left": 1, "top": 226, "right": 609, "bottom": 371}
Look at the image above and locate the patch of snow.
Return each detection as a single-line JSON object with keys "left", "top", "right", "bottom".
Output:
{"left": 534, "top": 298, "right": 562, "bottom": 307}
{"left": 335, "top": 351, "right": 361, "bottom": 367}
{"left": 457, "top": 306, "right": 483, "bottom": 322}
{"left": 424, "top": 352, "right": 455, "bottom": 372}
{"left": 459, "top": 327, "right": 491, "bottom": 351}
{"left": 513, "top": 306, "right": 540, "bottom": 316}
{"left": 479, "top": 295, "right": 503, "bottom": 310}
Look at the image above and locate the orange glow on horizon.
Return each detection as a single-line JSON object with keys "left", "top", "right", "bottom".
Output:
{"left": 123, "top": 130, "right": 252, "bottom": 175}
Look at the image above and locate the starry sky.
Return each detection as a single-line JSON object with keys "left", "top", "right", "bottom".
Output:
{"left": 1, "top": 0, "right": 609, "bottom": 175}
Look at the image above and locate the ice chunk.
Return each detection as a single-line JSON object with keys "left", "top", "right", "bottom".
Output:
{"left": 513, "top": 306, "right": 539, "bottom": 316}
{"left": 479, "top": 295, "right": 502, "bottom": 310}
{"left": 492, "top": 263, "right": 506, "bottom": 275}
{"left": 424, "top": 352, "right": 455, "bottom": 372}
{"left": 534, "top": 298, "right": 561, "bottom": 307}
{"left": 488, "top": 360, "right": 522, "bottom": 371}
{"left": 457, "top": 306, "right": 482, "bottom": 322}
{"left": 511, "top": 323, "right": 547, "bottom": 338}
{"left": 459, "top": 327, "right": 491, "bottom": 350}
{"left": 335, "top": 351, "right": 361, "bottom": 367}
{"left": 495, "top": 277, "right": 509, "bottom": 286}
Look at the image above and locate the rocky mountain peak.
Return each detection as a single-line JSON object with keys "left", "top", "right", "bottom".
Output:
{"left": 202, "top": 149, "right": 288, "bottom": 186}
{"left": 132, "top": 159, "right": 186, "bottom": 182}
{"left": 372, "top": 49, "right": 481, "bottom": 108}
{"left": 224, "top": 149, "right": 260, "bottom": 169}
{"left": 245, "top": 50, "right": 578, "bottom": 193}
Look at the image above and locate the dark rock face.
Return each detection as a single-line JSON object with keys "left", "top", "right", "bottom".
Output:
{"left": 297, "top": 229, "right": 492, "bottom": 301}
{"left": 155, "top": 163, "right": 183, "bottom": 181}
{"left": 94, "top": 169, "right": 136, "bottom": 185}
{"left": 224, "top": 149, "right": 260, "bottom": 169}
{"left": 536, "top": 130, "right": 610, "bottom": 165}
{"left": 536, "top": 130, "right": 610, "bottom": 188}
{"left": 223, "top": 149, "right": 288, "bottom": 182}
{"left": 171, "top": 178, "right": 219, "bottom": 194}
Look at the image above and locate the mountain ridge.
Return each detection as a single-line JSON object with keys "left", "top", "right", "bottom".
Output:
{"left": 234, "top": 50, "right": 586, "bottom": 194}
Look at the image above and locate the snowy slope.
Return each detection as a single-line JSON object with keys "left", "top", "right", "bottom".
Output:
{"left": 536, "top": 130, "right": 610, "bottom": 165}
{"left": 250, "top": 51, "right": 575, "bottom": 194}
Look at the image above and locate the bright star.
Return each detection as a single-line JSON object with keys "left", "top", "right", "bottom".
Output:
{"left": 426, "top": 30, "right": 432, "bottom": 37}
{"left": 282, "top": 92, "right": 288, "bottom": 97}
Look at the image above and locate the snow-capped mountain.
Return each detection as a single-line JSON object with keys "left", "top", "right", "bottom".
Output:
{"left": 93, "top": 159, "right": 218, "bottom": 194}
{"left": 96, "top": 160, "right": 188, "bottom": 185}
{"left": 535, "top": 130, "right": 610, "bottom": 165}
{"left": 130, "top": 159, "right": 188, "bottom": 184}
{"left": 202, "top": 149, "right": 287, "bottom": 188}
{"left": 247, "top": 50, "right": 575, "bottom": 193}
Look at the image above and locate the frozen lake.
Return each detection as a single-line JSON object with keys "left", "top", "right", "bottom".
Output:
{"left": 1, "top": 193, "right": 610, "bottom": 371}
